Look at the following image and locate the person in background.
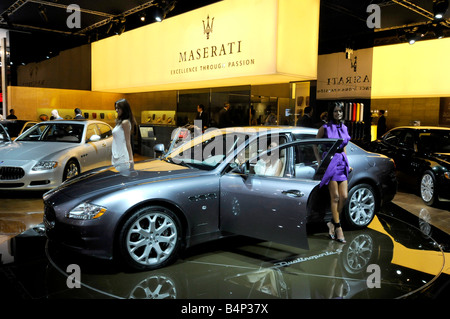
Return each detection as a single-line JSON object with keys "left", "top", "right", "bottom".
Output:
{"left": 299, "top": 106, "right": 314, "bottom": 127}
{"left": 112, "top": 99, "right": 136, "bottom": 172}
{"left": 316, "top": 111, "right": 328, "bottom": 128}
{"left": 6, "top": 109, "right": 17, "bottom": 119}
{"left": 377, "top": 110, "right": 387, "bottom": 139}
{"left": 51, "top": 109, "right": 63, "bottom": 120}
{"left": 315, "top": 103, "right": 352, "bottom": 244}
{"left": 74, "top": 108, "right": 85, "bottom": 119}
{"left": 264, "top": 106, "right": 277, "bottom": 126}
{"left": 195, "top": 104, "right": 209, "bottom": 131}
{"left": 218, "top": 102, "right": 232, "bottom": 128}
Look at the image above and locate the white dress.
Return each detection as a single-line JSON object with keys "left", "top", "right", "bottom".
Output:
{"left": 112, "top": 122, "right": 130, "bottom": 171}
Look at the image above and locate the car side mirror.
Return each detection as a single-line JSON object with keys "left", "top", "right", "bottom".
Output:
{"left": 90, "top": 134, "right": 101, "bottom": 142}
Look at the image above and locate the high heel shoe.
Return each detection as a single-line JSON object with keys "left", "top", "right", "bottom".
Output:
{"left": 332, "top": 221, "right": 346, "bottom": 243}
{"left": 326, "top": 221, "right": 335, "bottom": 240}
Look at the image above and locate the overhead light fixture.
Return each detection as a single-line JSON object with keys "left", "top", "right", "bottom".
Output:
{"left": 407, "top": 33, "right": 418, "bottom": 44}
{"left": 401, "top": 28, "right": 420, "bottom": 45}
{"left": 154, "top": 6, "right": 165, "bottom": 22}
{"left": 139, "top": 12, "right": 146, "bottom": 22}
{"left": 153, "top": 0, "right": 177, "bottom": 22}
{"left": 433, "top": 0, "right": 449, "bottom": 19}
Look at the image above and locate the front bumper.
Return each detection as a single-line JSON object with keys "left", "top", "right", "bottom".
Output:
{"left": 43, "top": 200, "right": 115, "bottom": 260}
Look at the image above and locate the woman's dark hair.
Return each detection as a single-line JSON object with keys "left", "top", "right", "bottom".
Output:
{"left": 115, "top": 98, "right": 136, "bottom": 127}
{"left": 327, "top": 102, "right": 345, "bottom": 124}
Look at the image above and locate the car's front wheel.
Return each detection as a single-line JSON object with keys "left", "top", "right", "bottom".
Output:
{"left": 63, "top": 159, "right": 79, "bottom": 181}
{"left": 344, "top": 183, "right": 376, "bottom": 229}
{"left": 118, "top": 206, "right": 182, "bottom": 271}
{"left": 420, "top": 170, "right": 437, "bottom": 206}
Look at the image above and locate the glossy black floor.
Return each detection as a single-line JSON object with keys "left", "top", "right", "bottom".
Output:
{"left": 0, "top": 189, "right": 449, "bottom": 302}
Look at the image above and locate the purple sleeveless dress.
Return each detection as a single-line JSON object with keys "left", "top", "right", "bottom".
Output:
{"left": 319, "top": 122, "right": 351, "bottom": 188}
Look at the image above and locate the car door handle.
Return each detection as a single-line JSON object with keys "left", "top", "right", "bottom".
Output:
{"left": 282, "top": 190, "right": 304, "bottom": 198}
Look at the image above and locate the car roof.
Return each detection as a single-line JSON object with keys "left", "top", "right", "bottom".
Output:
{"left": 37, "top": 119, "right": 111, "bottom": 125}
{"left": 214, "top": 125, "right": 318, "bottom": 135}
{"left": 392, "top": 126, "right": 450, "bottom": 131}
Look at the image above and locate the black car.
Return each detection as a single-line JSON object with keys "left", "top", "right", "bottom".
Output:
{"left": 368, "top": 126, "right": 450, "bottom": 206}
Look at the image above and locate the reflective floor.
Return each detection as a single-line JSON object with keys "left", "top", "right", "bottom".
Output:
{"left": 0, "top": 186, "right": 449, "bottom": 300}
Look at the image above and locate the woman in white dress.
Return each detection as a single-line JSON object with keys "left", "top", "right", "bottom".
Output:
{"left": 112, "top": 99, "right": 136, "bottom": 172}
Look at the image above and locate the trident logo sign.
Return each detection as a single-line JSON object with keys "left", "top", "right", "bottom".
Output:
{"left": 203, "top": 15, "right": 214, "bottom": 39}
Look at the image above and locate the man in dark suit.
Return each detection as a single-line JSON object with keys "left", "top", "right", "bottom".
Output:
{"left": 195, "top": 104, "right": 209, "bottom": 131}
{"left": 298, "top": 106, "right": 314, "bottom": 127}
{"left": 74, "top": 108, "right": 85, "bottom": 119}
{"left": 377, "top": 110, "right": 387, "bottom": 139}
{"left": 218, "top": 102, "right": 231, "bottom": 128}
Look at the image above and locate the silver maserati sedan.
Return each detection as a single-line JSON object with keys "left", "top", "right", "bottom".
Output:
{"left": 0, "top": 120, "right": 113, "bottom": 190}
{"left": 43, "top": 126, "right": 397, "bottom": 271}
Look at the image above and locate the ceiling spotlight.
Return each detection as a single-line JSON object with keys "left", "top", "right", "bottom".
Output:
{"left": 139, "top": 12, "right": 146, "bottom": 22}
{"left": 154, "top": 6, "right": 165, "bottom": 22}
{"left": 433, "top": 0, "right": 449, "bottom": 19}
{"left": 405, "top": 31, "right": 418, "bottom": 44}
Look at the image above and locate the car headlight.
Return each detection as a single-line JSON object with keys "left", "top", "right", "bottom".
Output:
{"left": 66, "top": 203, "right": 107, "bottom": 220}
{"left": 32, "top": 161, "right": 58, "bottom": 171}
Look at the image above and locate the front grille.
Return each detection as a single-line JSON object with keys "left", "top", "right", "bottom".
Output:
{"left": 44, "top": 204, "right": 56, "bottom": 230}
{"left": 0, "top": 166, "right": 25, "bottom": 180}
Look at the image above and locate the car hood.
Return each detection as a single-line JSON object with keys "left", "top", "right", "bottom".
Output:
{"left": 47, "top": 159, "right": 201, "bottom": 198}
{"left": 0, "top": 141, "right": 75, "bottom": 160}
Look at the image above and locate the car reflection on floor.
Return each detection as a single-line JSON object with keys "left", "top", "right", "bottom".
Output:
{"left": 0, "top": 200, "right": 449, "bottom": 299}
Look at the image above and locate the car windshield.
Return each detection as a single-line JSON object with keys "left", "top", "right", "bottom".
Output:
{"left": 418, "top": 130, "right": 450, "bottom": 153}
{"left": 164, "top": 129, "right": 255, "bottom": 170}
{"left": 16, "top": 123, "right": 84, "bottom": 143}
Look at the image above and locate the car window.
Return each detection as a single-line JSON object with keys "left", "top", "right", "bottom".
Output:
{"left": 399, "top": 131, "right": 415, "bottom": 150}
{"left": 16, "top": 125, "right": 46, "bottom": 141}
{"left": 246, "top": 135, "right": 287, "bottom": 177}
{"left": 86, "top": 124, "right": 100, "bottom": 142}
{"left": 418, "top": 130, "right": 450, "bottom": 153}
{"left": 97, "top": 123, "right": 112, "bottom": 139}
{"left": 383, "top": 129, "right": 403, "bottom": 146}
{"left": 292, "top": 141, "right": 336, "bottom": 180}
{"left": 16, "top": 123, "right": 82, "bottom": 143}
{"left": 167, "top": 132, "right": 251, "bottom": 170}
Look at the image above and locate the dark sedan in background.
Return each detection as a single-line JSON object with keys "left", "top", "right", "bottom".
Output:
{"left": 43, "top": 126, "right": 397, "bottom": 271}
{"left": 368, "top": 126, "right": 450, "bottom": 206}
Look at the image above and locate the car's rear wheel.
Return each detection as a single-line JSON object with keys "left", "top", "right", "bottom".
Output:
{"left": 344, "top": 183, "right": 376, "bottom": 229}
{"left": 119, "top": 206, "right": 182, "bottom": 271}
{"left": 63, "top": 159, "right": 79, "bottom": 181}
{"left": 420, "top": 170, "right": 437, "bottom": 206}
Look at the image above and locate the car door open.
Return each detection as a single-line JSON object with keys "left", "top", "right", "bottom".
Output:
{"left": 219, "top": 138, "right": 341, "bottom": 249}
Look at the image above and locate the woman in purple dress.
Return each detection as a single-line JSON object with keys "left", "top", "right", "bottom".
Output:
{"left": 316, "top": 103, "right": 352, "bottom": 243}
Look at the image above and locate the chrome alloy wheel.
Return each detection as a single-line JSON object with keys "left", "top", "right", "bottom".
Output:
{"left": 420, "top": 173, "right": 434, "bottom": 204}
{"left": 64, "top": 160, "right": 79, "bottom": 180}
{"left": 347, "top": 185, "right": 376, "bottom": 227}
{"left": 126, "top": 211, "right": 178, "bottom": 267}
